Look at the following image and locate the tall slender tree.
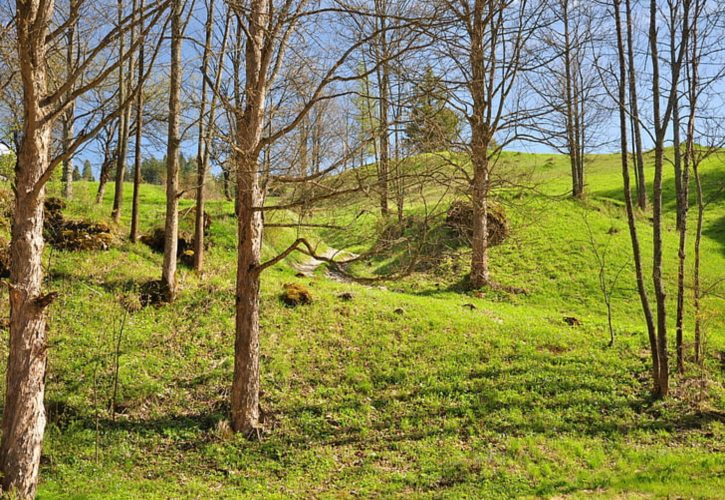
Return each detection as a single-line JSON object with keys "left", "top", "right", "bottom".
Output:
{"left": 131, "top": 0, "right": 145, "bottom": 243}
{"left": 2, "top": 2, "right": 165, "bottom": 494}
{"left": 162, "top": 0, "right": 183, "bottom": 299}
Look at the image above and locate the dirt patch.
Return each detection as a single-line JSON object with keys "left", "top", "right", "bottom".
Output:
{"left": 139, "top": 280, "right": 173, "bottom": 307}
{"left": 292, "top": 247, "right": 358, "bottom": 282}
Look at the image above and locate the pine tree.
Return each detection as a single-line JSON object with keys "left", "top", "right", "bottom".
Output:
{"left": 405, "top": 67, "right": 459, "bottom": 153}
{"left": 82, "top": 159, "right": 94, "bottom": 181}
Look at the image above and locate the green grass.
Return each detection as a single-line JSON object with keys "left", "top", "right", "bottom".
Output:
{"left": 0, "top": 149, "right": 722, "bottom": 498}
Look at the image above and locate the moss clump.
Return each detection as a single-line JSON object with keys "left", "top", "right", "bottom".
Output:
{"left": 280, "top": 283, "right": 313, "bottom": 307}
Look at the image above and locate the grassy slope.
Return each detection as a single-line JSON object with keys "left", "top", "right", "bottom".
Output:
{"left": 0, "top": 150, "right": 721, "bottom": 498}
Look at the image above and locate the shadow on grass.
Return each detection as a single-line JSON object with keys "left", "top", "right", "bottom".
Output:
{"left": 38, "top": 354, "right": 723, "bottom": 459}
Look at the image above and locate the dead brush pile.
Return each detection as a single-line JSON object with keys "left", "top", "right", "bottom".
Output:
{"left": 44, "top": 197, "right": 114, "bottom": 251}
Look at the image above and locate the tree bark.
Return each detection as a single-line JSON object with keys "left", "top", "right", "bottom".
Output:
{"left": 111, "top": 0, "right": 132, "bottom": 224}
{"left": 130, "top": 0, "right": 144, "bottom": 243}
{"left": 231, "top": 153, "right": 264, "bottom": 435}
{"left": 625, "top": 0, "right": 647, "bottom": 210}
{"left": 61, "top": 104, "right": 75, "bottom": 198}
{"left": 1, "top": 2, "right": 54, "bottom": 496}
{"left": 692, "top": 157, "right": 704, "bottom": 365}
{"left": 562, "top": 0, "right": 582, "bottom": 199}
{"left": 468, "top": 0, "right": 491, "bottom": 289}
{"left": 61, "top": 4, "right": 77, "bottom": 199}
{"left": 230, "top": 0, "right": 268, "bottom": 434}
{"left": 162, "top": 0, "right": 182, "bottom": 299}
{"left": 375, "top": 0, "right": 390, "bottom": 216}
{"left": 670, "top": 6, "right": 684, "bottom": 232}
{"left": 647, "top": 0, "right": 691, "bottom": 396}
{"left": 678, "top": 2, "right": 698, "bottom": 371}
{"left": 193, "top": 0, "right": 214, "bottom": 272}
{"left": 614, "top": 0, "right": 660, "bottom": 394}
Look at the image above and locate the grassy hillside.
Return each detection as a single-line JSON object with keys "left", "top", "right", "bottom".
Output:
{"left": 1, "top": 149, "right": 722, "bottom": 497}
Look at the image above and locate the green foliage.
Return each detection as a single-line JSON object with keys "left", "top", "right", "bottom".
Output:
{"left": 139, "top": 153, "right": 197, "bottom": 186}
{"left": 0, "top": 150, "right": 14, "bottom": 182}
{"left": 139, "top": 156, "right": 164, "bottom": 185}
{"left": 82, "top": 159, "right": 94, "bottom": 181}
{"left": 72, "top": 164, "right": 82, "bottom": 181}
{"left": 352, "top": 62, "right": 379, "bottom": 157}
{"left": 405, "top": 67, "right": 461, "bottom": 153}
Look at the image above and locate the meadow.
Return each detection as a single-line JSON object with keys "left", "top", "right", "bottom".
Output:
{"left": 2, "top": 150, "right": 721, "bottom": 498}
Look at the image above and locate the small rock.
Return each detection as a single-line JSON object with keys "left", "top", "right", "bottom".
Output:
{"left": 393, "top": 307, "right": 405, "bottom": 315}
{"left": 295, "top": 272, "right": 307, "bottom": 278}
{"left": 462, "top": 303, "right": 477, "bottom": 310}
{"left": 338, "top": 292, "right": 354, "bottom": 301}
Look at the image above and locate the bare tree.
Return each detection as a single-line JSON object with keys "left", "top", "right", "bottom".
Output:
{"left": 61, "top": 0, "right": 79, "bottom": 199}
{"left": 2, "top": 1, "right": 166, "bottom": 494}
{"left": 612, "top": 0, "right": 660, "bottom": 396}
{"left": 111, "top": 0, "right": 134, "bottom": 224}
{"left": 526, "top": 0, "right": 610, "bottom": 199}
{"left": 193, "top": 1, "right": 231, "bottom": 272}
{"left": 219, "top": 0, "right": 423, "bottom": 435}
{"left": 624, "top": 0, "right": 647, "bottom": 210}
{"left": 436, "top": 0, "right": 545, "bottom": 288}
{"left": 131, "top": 0, "right": 145, "bottom": 242}
{"left": 647, "top": 0, "right": 692, "bottom": 395}
{"left": 161, "top": 0, "right": 183, "bottom": 299}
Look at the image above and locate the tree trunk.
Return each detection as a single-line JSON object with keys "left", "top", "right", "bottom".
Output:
{"left": 562, "top": 0, "right": 581, "bottom": 199}
{"left": 692, "top": 158, "right": 704, "bottom": 364}
{"left": 470, "top": 150, "right": 490, "bottom": 288}
{"left": 679, "top": 4, "right": 699, "bottom": 370}
{"left": 614, "top": 0, "right": 660, "bottom": 394}
{"left": 375, "top": 0, "right": 390, "bottom": 216}
{"left": 625, "top": 0, "right": 647, "bottom": 210}
{"left": 230, "top": 0, "right": 268, "bottom": 434}
{"left": 1, "top": 3, "right": 54, "bottom": 495}
{"left": 468, "top": 0, "right": 491, "bottom": 289}
{"left": 670, "top": 7, "right": 683, "bottom": 232}
{"left": 61, "top": 9, "right": 76, "bottom": 200}
{"left": 111, "top": 0, "right": 131, "bottom": 224}
{"left": 231, "top": 154, "right": 264, "bottom": 434}
{"left": 61, "top": 106, "right": 74, "bottom": 198}
{"left": 162, "top": 0, "right": 182, "bottom": 299}
{"left": 130, "top": 0, "right": 144, "bottom": 243}
{"left": 95, "top": 149, "right": 114, "bottom": 204}
{"left": 193, "top": 0, "right": 214, "bottom": 272}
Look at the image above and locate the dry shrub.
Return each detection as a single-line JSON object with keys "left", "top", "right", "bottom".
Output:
{"left": 140, "top": 208, "right": 211, "bottom": 266}
{"left": 445, "top": 200, "right": 509, "bottom": 246}
{"left": 139, "top": 280, "right": 173, "bottom": 307}
{"left": 44, "top": 197, "right": 115, "bottom": 251}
